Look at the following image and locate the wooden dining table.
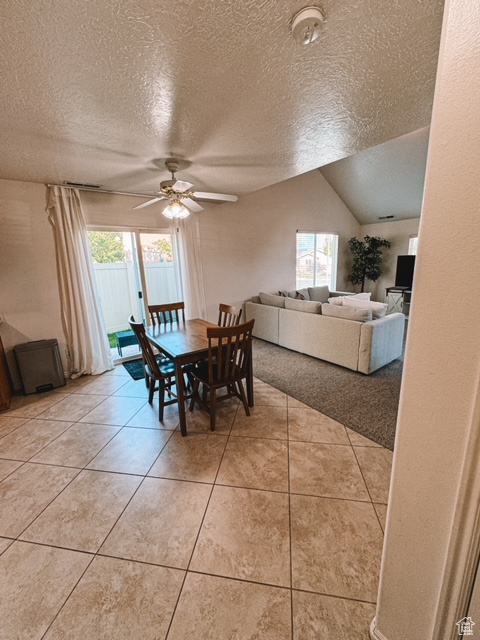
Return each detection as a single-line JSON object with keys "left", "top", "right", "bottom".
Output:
{"left": 146, "top": 318, "right": 254, "bottom": 436}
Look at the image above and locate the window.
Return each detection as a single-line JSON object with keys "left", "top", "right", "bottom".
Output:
{"left": 296, "top": 232, "right": 338, "bottom": 290}
{"left": 408, "top": 236, "right": 418, "bottom": 255}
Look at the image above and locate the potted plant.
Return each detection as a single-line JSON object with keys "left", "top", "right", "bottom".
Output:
{"left": 347, "top": 235, "right": 391, "bottom": 292}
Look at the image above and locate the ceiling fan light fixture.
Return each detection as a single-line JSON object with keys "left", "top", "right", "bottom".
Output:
{"left": 162, "top": 199, "right": 190, "bottom": 219}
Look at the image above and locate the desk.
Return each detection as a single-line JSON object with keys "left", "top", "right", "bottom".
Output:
{"left": 385, "top": 287, "right": 412, "bottom": 317}
{"left": 146, "top": 318, "right": 254, "bottom": 436}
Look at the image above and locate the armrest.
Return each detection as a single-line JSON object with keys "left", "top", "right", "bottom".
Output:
{"left": 244, "top": 301, "right": 280, "bottom": 344}
{"left": 358, "top": 313, "right": 405, "bottom": 374}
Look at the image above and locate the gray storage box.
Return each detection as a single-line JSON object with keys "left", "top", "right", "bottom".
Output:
{"left": 14, "top": 339, "right": 66, "bottom": 394}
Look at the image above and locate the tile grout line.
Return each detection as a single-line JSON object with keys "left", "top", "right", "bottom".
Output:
{"left": 37, "top": 390, "right": 176, "bottom": 639}
{"left": 287, "top": 396, "right": 295, "bottom": 640}
{"left": 350, "top": 444, "right": 386, "bottom": 535}
{"left": 1, "top": 374, "right": 384, "bottom": 637}
{"left": 163, "top": 400, "right": 240, "bottom": 640}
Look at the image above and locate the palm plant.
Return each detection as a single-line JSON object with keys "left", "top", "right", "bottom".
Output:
{"left": 347, "top": 235, "right": 391, "bottom": 292}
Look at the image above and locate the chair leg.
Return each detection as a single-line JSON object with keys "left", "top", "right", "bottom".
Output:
{"left": 189, "top": 379, "right": 200, "bottom": 412}
{"left": 143, "top": 358, "right": 149, "bottom": 388}
{"left": 237, "top": 380, "right": 250, "bottom": 417}
{"left": 148, "top": 377, "right": 156, "bottom": 404}
{"left": 209, "top": 387, "right": 216, "bottom": 432}
{"left": 158, "top": 379, "right": 165, "bottom": 421}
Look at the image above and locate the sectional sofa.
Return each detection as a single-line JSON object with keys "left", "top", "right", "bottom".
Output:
{"left": 244, "top": 286, "right": 405, "bottom": 374}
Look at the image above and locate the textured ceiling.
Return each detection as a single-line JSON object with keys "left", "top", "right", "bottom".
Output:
{"left": 0, "top": 0, "right": 444, "bottom": 208}
{"left": 320, "top": 126, "right": 430, "bottom": 224}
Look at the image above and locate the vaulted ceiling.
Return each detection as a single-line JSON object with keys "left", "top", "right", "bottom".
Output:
{"left": 0, "top": 1, "right": 444, "bottom": 222}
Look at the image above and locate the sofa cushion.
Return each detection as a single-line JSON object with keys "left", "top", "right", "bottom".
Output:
{"left": 285, "top": 297, "right": 322, "bottom": 314}
{"left": 259, "top": 292, "right": 286, "bottom": 308}
{"left": 307, "top": 285, "right": 330, "bottom": 303}
{"left": 343, "top": 297, "right": 387, "bottom": 319}
{"left": 295, "top": 288, "right": 310, "bottom": 300}
{"left": 322, "top": 303, "right": 372, "bottom": 322}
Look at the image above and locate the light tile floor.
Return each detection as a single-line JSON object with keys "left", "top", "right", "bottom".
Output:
{"left": 0, "top": 365, "right": 393, "bottom": 639}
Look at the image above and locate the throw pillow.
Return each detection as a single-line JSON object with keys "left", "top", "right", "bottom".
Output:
{"left": 295, "top": 288, "right": 310, "bottom": 300}
{"left": 322, "top": 303, "right": 372, "bottom": 322}
{"left": 343, "top": 297, "right": 387, "bottom": 319}
{"left": 328, "top": 292, "right": 370, "bottom": 305}
{"left": 278, "top": 290, "right": 297, "bottom": 298}
{"left": 328, "top": 296, "right": 345, "bottom": 305}
{"left": 285, "top": 297, "right": 322, "bottom": 314}
{"left": 307, "top": 285, "right": 330, "bottom": 303}
{"left": 351, "top": 292, "right": 371, "bottom": 300}
{"left": 259, "top": 292, "right": 286, "bottom": 308}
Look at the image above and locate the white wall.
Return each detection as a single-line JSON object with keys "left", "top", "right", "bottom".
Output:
{"left": 372, "top": 0, "right": 480, "bottom": 637}
{"left": 360, "top": 218, "right": 420, "bottom": 301}
{"left": 198, "top": 169, "right": 360, "bottom": 322}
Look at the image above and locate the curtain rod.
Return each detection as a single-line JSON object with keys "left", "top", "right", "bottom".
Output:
{"left": 47, "top": 184, "right": 149, "bottom": 199}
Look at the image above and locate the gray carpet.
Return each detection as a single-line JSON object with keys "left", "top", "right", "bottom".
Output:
{"left": 252, "top": 336, "right": 405, "bottom": 451}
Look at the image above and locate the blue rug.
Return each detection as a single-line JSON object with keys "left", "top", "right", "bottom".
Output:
{"left": 122, "top": 359, "right": 144, "bottom": 380}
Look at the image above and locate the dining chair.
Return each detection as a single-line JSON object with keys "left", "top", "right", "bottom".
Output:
{"left": 218, "top": 303, "right": 242, "bottom": 327}
{"left": 148, "top": 301, "right": 185, "bottom": 326}
{"left": 128, "top": 315, "right": 180, "bottom": 421}
{"left": 188, "top": 319, "right": 255, "bottom": 431}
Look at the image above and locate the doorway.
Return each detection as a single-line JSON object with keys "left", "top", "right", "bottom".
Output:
{"left": 87, "top": 228, "right": 182, "bottom": 362}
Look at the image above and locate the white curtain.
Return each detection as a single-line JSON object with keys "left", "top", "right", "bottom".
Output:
{"left": 47, "top": 186, "right": 114, "bottom": 378}
{"left": 170, "top": 213, "right": 207, "bottom": 319}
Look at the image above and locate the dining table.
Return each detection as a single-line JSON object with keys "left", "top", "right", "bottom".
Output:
{"left": 146, "top": 318, "right": 254, "bottom": 436}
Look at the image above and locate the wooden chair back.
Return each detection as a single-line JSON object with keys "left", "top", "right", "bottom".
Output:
{"left": 148, "top": 302, "right": 185, "bottom": 326}
{"left": 206, "top": 319, "right": 254, "bottom": 385}
{"left": 218, "top": 303, "right": 242, "bottom": 327}
{"left": 128, "top": 315, "right": 161, "bottom": 377}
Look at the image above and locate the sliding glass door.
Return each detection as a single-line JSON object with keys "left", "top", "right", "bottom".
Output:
{"left": 87, "top": 228, "right": 182, "bottom": 361}
{"left": 137, "top": 232, "right": 181, "bottom": 308}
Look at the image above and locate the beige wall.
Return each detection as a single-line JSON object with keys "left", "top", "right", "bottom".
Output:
{"left": 198, "top": 169, "right": 360, "bottom": 322}
{"left": 0, "top": 180, "right": 64, "bottom": 386}
{"left": 0, "top": 169, "right": 360, "bottom": 384}
{"left": 81, "top": 191, "right": 171, "bottom": 231}
{"left": 83, "top": 169, "right": 361, "bottom": 324}
{"left": 360, "top": 218, "right": 420, "bottom": 301}
{"left": 373, "top": 0, "right": 480, "bottom": 637}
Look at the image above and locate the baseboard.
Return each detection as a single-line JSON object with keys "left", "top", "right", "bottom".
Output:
{"left": 370, "top": 617, "right": 389, "bottom": 640}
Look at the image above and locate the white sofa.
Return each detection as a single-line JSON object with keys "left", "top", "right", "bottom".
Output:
{"left": 245, "top": 287, "right": 405, "bottom": 375}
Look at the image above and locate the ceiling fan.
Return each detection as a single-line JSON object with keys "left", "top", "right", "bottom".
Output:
{"left": 133, "top": 159, "right": 238, "bottom": 218}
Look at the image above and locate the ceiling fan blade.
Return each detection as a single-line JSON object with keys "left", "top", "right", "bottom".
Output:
{"left": 193, "top": 191, "right": 238, "bottom": 202}
{"left": 182, "top": 197, "right": 204, "bottom": 212}
{"left": 172, "top": 180, "right": 194, "bottom": 192}
{"left": 133, "top": 196, "right": 165, "bottom": 210}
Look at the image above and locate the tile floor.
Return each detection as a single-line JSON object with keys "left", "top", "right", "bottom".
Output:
{"left": 0, "top": 365, "right": 393, "bottom": 639}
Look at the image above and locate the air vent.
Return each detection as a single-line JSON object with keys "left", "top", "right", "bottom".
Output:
{"left": 64, "top": 181, "right": 102, "bottom": 189}
{"left": 378, "top": 215, "right": 395, "bottom": 220}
